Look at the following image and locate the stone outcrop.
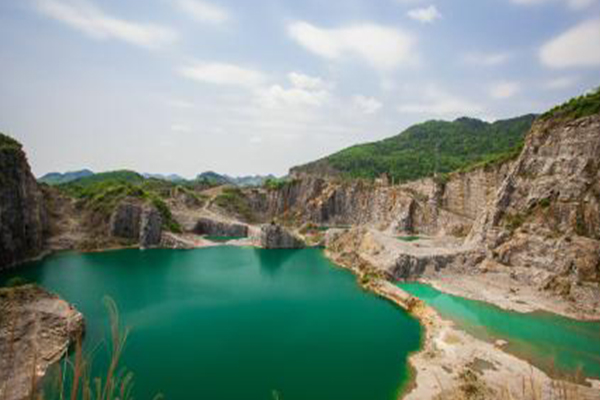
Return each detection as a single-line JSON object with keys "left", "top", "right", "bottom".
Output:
{"left": 469, "top": 115, "right": 600, "bottom": 300}
{"left": 259, "top": 224, "right": 305, "bottom": 249}
{"left": 110, "top": 201, "right": 163, "bottom": 248}
{"left": 0, "top": 134, "right": 47, "bottom": 270}
{"left": 0, "top": 284, "right": 84, "bottom": 400}
{"left": 193, "top": 217, "right": 248, "bottom": 237}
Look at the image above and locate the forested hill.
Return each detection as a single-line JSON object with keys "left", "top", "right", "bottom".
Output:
{"left": 291, "top": 114, "right": 537, "bottom": 182}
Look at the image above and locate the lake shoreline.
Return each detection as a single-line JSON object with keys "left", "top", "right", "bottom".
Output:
{"left": 323, "top": 247, "right": 600, "bottom": 400}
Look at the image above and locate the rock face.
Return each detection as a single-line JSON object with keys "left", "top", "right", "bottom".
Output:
{"left": 469, "top": 114, "right": 600, "bottom": 304}
{"left": 110, "top": 201, "right": 163, "bottom": 248}
{"left": 193, "top": 217, "right": 248, "bottom": 237}
{"left": 0, "top": 284, "right": 84, "bottom": 400}
{"left": 0, "top": 134, "right": 47, "bottom": 270}
{"left": 259, "top": 224, "right": 305, "bottom": 249}
{"left": 246, "top": 164, "right": 509, "bottom": 238}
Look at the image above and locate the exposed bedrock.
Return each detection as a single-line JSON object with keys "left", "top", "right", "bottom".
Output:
{"left": 259, "top": 224, "right": 305, "bottom": 249}
{"left": 193, "top": 217, "right": 248, "bottom": 237}
{"left": 470, "top": 115, "right": 600, "bottom": 291}
{"left": 0, "top": 135, "right": 48, "bottom": 270}
{"left": 326, "top": 227, "right": 482, "bottom": 279}
{"left": 110, "top": 201, "right": 163, "bottom": 248}
{"left": 0, "top": 284, "right": 84, "bottom": 400}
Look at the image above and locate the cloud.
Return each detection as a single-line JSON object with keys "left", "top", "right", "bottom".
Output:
{"left": 288, "top": 21, "right": 416, "bottom": 70}
{"left": 33, "top": 0, "right": 176, "bottom": 49}
{"left": 540, "top": 19, "right": 600, "bottom": 68}
{"left": 510, "top": 0, "right": 596, "bottom": 10}
{"left": 463, "top": 51, "right": 512, "bottom": 66}
{"left": 175, "top": 0, "right": 230, "bottom": 24}
{"left": 490, "top": 81, "right": 521, "bottom": 99}
{"left": 407, "top": 5, "right": 442, "bottom": 23}
{"left": 177, "top": 62, "right": 266, "bottom": 87}
{"left": 543, "top": 76, "right": 579, "bottom": 89}
{"left": 352, "top": 95, "right": 383, "bottom": 114}
{"left": 397, "top": 85, "right": 482, "bottom": 117}
{"left": 258, "top": 72, "right": 331, "bottom": 108}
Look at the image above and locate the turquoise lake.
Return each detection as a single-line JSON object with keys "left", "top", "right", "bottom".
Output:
{"left": 0, "top": 248, "right": 422, "bottom": 400}
{"left": 399, "top": 282, "right": 600, "bottom": 380}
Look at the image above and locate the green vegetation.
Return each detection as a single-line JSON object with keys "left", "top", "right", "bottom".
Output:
{"left": 293, "top": 114, "right": 536, "bottom": 183}
{"left": 214, "top": 187, "right": 255, "bottom": 222}
{"left": 541, "top": 87, "right": 600, "bottom": 123}
{"left": 0, "top": 132, "right": 22, "bottom": 151}
{"left": 57, "top": 171, "right": 188, "bottom": 232}
{"left": 38, "top": 169, "right": 94, "bottom": 185}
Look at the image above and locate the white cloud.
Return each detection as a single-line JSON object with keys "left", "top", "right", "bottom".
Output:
{"left": 288, "top": 21, "right": 416, "bottom": 70}
{"left": 33, "top": 0, "right": 176, "bottom": 49}
{"left": 175, "top": 0, "right": 229, "bottom": 24}
{"left": 397, "top": 85, "right": 482, "bottom": 117}
{"left": 177, "top": 62, "right": 266, "bottom": 88}
{"left": 352, "top": 95, "right": 383, "bottom": 114}
{"left": 510, "top": 0, "right": 596, "bottom": 10}
{"left": 490, "top": 81, "right": 521, "bottom": 99}
{"left": 540, "top": 19, "right": 600, "bottom": 68}
{"left": 543, "top": 76, "right": 579, "bottom": 90}
{"left": 258, "top": 72, "right": 331, "bottom": 108}
{"left": 407, "top": 5, "right": 442, "bottom": 23}
{"left": 463, "top": 51, "right": 512, "bottom": 66}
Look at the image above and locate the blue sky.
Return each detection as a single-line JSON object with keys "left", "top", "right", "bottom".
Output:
{"left": 0, "top": 0, "right": 599, "bottom": 178}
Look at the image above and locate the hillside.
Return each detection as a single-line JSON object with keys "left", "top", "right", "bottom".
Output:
{"left": 291, "top": 114, "right": 536, "bottom": 182}
{"left": 38, "top": 169, "right": 94, "bottom": 185}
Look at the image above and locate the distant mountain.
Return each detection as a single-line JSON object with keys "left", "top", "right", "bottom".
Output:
{"left": 196, "top": 171, "right": 231, "bottom": 185}
{"left": 38, "top": 169, "right": 94, "bottom": 185}
{"left": 196, "top": 171, "right": 276, "bottom": 187}
{"left": 143, "top": 173, "right": 186, "bottom": 182}
{"left": 291, "top": 114, "right": 537, "bottom": 182}
{"left": 62, "top": 170, "right": 144, "bottom": 188}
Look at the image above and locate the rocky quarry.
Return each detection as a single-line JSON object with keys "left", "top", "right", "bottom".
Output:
{"left": 0, "top": 98, "right": 599, "bottom": 399}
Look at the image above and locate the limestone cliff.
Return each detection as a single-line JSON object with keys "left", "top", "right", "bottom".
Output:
{"left": 0, "top": 134, "right": 47, "bottom": 270}
{"left": 469, "top": 114, "right": 600, "bottom": 304}
{"left": 259, "top": 224, "right": 305, "bottom": 249}
{"left": 0, "top": 284, "right": 84, "bottom": 400}
{"left": 110, "top": 200, "right": 163, "bottom": 248}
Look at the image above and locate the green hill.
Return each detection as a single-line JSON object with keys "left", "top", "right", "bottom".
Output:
{"left": 291, "top": 114, "right": 536, "bottom": 183}
{"left": 39, "top": 169, "right": 94, "bottom": 185}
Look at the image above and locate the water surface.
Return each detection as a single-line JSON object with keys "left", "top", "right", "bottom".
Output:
{"left": 399, "top": 282, "right": 600, "bottom": 379}
{"left": 1, "top": 248, "right": 421, "bottom": 400}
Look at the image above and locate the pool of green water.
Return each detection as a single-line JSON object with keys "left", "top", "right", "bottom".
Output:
{"left": 399, "top": 283, "right": 600, "bottom": 379}
{"left": 0, "top": 248, "right": 421, "bottom": 400}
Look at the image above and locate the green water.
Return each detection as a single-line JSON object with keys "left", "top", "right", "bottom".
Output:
{"left": 0, "top": 248, "right": 421, "bottom": 400}
{"left": 399, "top": 283, "right": 600, "bottom": 379}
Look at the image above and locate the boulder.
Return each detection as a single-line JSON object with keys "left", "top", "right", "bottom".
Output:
{"left": 260, "top": 224, "right": 305, "bottom": 249}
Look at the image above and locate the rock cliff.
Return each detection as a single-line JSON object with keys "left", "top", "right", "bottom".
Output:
{"left": 0, "top": 134, "right": 47, "bottom": 270}
{"left": 193, "top": 217, "right": 248, "bottom": 237}
{"left": 110, "top": 201, "right": 163, "bottom": 248}
{"left": 259, "top": 224, "right": 305, "bottom": 249}
{"left": 0, "top": 284, "right": 84, "bottom": 400}
{"left": 468, "top": 114, "right": 600, "bottom": 308}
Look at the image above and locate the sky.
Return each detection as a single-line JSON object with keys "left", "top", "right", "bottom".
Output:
{"left": 0, "top": 0, "right": 599, "bottom": 178}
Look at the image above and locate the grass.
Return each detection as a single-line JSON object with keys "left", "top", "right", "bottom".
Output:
{"left": 40, "top": 297, "right": 162, "bottom": 400}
